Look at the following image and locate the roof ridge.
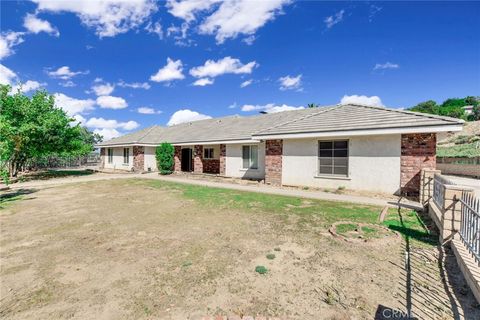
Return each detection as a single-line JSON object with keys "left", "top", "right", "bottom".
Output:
{"left": 345, "top": 104, "right": 464, "bottom": 124}
{"left": 252, "top": 105, "right": 341, "bottom": 135}
{"left": 135, "top": 125, "right": 160, "bottom": 143}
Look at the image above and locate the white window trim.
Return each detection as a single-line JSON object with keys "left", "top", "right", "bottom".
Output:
{"left": 123, "top": 147, "right": 130, "bottom": 165}
{"left": 204, "top": 147, "right": 215, "bottom": 159}
{"left": 317, "top": 139, "right": 349, "bottom": 178}
{"left": 242, "top": 144, "right": 259, "bottom": 170}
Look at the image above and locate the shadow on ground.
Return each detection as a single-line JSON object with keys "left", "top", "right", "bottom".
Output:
{"left": 0, "top": 188, "right": 37, "bottom": 209}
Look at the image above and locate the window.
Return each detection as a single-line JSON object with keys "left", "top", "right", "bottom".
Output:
{"left": 318, "top": 140, "right": 348, "bottom": 176}
{"left": 123, "top": 148, "right": 129, "bottom": 164}
{"left": 107, "top": 148, "right": 113, "bottom": 164}
{"left": 242, "top": 145, "right": 258, "bottom": 169}
{"left": 204, "top": 148, "right": 214, "bottom": 159}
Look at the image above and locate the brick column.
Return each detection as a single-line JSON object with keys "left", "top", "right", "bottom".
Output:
{"left": 100, "top": 148, "right": 105, "bottom": 169}
{"left": 133, "top": 146, "right": 144, "bottom": 172}
{"left": 219, "top": 144, "right": 226, "bottom": 176}
{"left": 265, "top": 139, "right": 283, "bottom": 185}
{"left": 193, "top": 145, "right": 203, "bottom": 174}
{"left": 174, "top": 146, "right": 181, "bottom": 172}
{"left": 400, "top": 133, "right": 436, "bottom": 198}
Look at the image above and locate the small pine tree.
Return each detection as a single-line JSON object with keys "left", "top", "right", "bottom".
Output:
{"left": 155, "top": 142, "right": 175, "bottom": 175}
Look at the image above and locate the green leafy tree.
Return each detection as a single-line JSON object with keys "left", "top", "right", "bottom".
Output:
{"left": 409, "top": 100, "right": 439, "bottom": 114}
{"left": 155, "top": 142, "right": 175, "bottom": 175}
{"left": 307, "top": 103, "right": 318, "bottom": 108}
{"left": 0, "top": 85, "right": 98, "bottom": 177}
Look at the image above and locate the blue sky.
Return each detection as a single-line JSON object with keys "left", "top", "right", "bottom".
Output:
{"left": 1, "top": 1, "right": 479, "bottom": 140}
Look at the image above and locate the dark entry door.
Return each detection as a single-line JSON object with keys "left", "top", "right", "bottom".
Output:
{"left": 181, "top": 148, "right": 192, "bottom": 172}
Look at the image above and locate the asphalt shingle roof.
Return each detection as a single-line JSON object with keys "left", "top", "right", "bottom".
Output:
{"left": 96, "top": 104, "right": 463, "bottom": 146}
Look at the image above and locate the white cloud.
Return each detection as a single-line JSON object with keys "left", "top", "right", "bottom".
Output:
{"left": 117, "top": 80, "right": 151, "bottom": 89}
{"left": 32, "top": 0, "right": 158, "bottom": 38}
{"left": 340, "top": 95, "right": 383, "bottom": 107}
{"left": 192, "top": 78, "right": 214, "bottom": 86}
{"left": 150, "top": 58, "right": 185, "bottom": 83}
{"left": 23, "top": 13, "right": 59, "bottom": 36}
{"left": 94, "top": 128, "right": 121, "bottom": 140}
{"left": 198, "top": 0, "right": 290, "bottom": 43}
{"left": 11, "top": 80, "right": 44, "bottom": 93}
{"left": 47, "top": 66, "right": 88, "bottom": 80}
{"left": 279, "top": 74, "right": 302, "bottom": 91}
{"left": 0, "top": 64, "right": 17, "bottom": 84}
{"left": 167, "top": 0, "right": 221, "bottom": 22}
{"left": 96, "top": 95, "right": 128, "bottom": 109}
{"left": 0, "top": 31, "right": 24, "bottom": 60}
{"left": 324, "top": 10, "right": 345, "bottom": 29}
{"left": 60, "top": 80, "right": 76, "bottom": 87}
{"left": 53, "top": 93, "right": 95, "bottom": 116}
{"left": 241, "top": 103, "right": 304, "bottom": 113}
{"left": 228, "top": 102, "right": 237, "bottom": 109}
{"left": 137, "top": 107, "right": 162, "bottom": 114}
{"left": 373, "top": 62, "right": 400, "bottom": 70}
{"left": 85, "top": 117, "right": 139, "bottom": 130}
{"left": 242, "top": 35, "right": 256, "bottom": 45}
{"left": 92, "top": 83, "right": 115, "bottom": 96}
{"left": 190, "top": 56, "right": 257, "bottom": 79}
{"left": 73, "top": 114, "right": 86, "bottom": 125}
{"left": 167, "top": 109, "right": 211, "bottom": 126}
{"left": 145, "top": 21, "right": 163, "bottom": 39}
{"left": 240, "top": 79, "right": 253, "bottom": 88}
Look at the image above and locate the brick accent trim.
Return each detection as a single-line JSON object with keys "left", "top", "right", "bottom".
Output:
{"left": 219, "top": 144, "right": 226, "bottom": 176}
{"left": 400, "top": 133, "right": 436, "bottom": 197}
{"left": 174, "top": 146, "right": 181, "bottom": 172}
{"left": 265, "top": 139, "right": 283, "bottom": 185}
{"left": 100, "top": 148, "right": 105, "bottom": 169}
{"left": 203, "top": 159, "right": 220, "bottom": 174}
{"left": 133, "top": 146, "right": 144, "bottom": 172}
{"left": 193, "top": 145, "right": 203, "bottom": 174}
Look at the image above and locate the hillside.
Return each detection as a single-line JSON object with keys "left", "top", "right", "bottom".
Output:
{"left": 437, "top": 121, "right": 480, "bottom": 158}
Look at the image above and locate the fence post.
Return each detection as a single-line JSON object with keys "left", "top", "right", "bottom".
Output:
{"left": 420, "top": 168, "right": 441, "bottom": 208}
{"left": 440, "top": 184, "right": 474, "bottom": 243}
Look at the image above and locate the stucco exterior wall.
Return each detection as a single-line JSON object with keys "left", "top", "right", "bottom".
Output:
{"left": 103, "top": 146, "right": 133, "bottom": 171}
{"left": 282, "top": 135, "right": 401, "bottom": 193}
{"left": 225, "top": 142, "right": 266, "bottom": 180}
{"left": 144, "top": 146, "right": 158, "bottom": 172}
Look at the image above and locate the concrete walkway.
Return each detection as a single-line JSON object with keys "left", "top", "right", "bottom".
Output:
{"left": 3, "top": 171, "right": 422, "bottom": 209}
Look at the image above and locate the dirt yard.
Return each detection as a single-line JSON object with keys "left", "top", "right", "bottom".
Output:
{"left": 1, "top": 178, "right": 478, "bottom": 319}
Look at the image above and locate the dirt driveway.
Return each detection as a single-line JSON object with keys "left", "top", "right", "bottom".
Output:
{"left": 1, "top": 179, "right": 478, "bottom": 319}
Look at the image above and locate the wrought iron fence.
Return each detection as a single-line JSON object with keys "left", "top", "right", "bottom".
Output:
{"left": 27, "top": 153, "right": 101, "bottom": 170}
{"left": 459, "top": 192, "right": 480, "bottom": 265}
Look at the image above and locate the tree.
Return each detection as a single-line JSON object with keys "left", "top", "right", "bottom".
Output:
{"left": 0, "top": 85, "right": 98, "bottom": 177}
{"left": 409, "top": 100, "right": 439, "bottom": 115}
{"left": 155, "top": 142, "right": 174, "bottom": 175}
{"left": 307, "top": 103, "right": 318, "bottom": 108}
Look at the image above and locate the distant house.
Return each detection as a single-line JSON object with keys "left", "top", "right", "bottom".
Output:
{"left": 96, "top": 104, "right": 463, "bottom": 196}
{"left": 463, "top": 105, "right": 473, "bottom": 115}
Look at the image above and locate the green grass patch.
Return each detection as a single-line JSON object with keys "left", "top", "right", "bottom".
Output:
{"left": 0, "top": 188, "right": 36, "bottom": 210}
{"left": 143, "top": 179, "right": 434, "bottom": 246}
{"left": 335, "top": 223, "right": 357, "bottom": 235}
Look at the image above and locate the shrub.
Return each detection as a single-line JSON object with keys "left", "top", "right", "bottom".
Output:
{"left": 255, "top": 265, "right": 268, "bottom": 274}
{"left": 266, "top": 253, "right": 276, "bottom": 260}
{"left": 155, "top": 143, "right": 175, "bottom": 175}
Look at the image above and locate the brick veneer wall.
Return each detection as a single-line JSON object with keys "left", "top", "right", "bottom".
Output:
{"left": 174, "top": 146, "right": 181, "bottom": 172}
{"left": 193, "top": 145, "right": 203, "bottom": 174}
{"left": 265, "top": 139, "right": 283, "bottom": 185}
{"left": 100, "top": 148, "right": 105, "bottom": 168}
{"left": 203, "top": 159, "right": 220, "bottom": 174}
{"left": 400, "top": 133, "right": 436, "bottom": 197}
{"left": 133, "top": 146, "right": 144, "bottom": 172}
{"left": 219, "top": 144, "right": 226, "bottom": 176}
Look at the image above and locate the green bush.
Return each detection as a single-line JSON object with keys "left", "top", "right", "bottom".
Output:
{"left": 255, "top": 265, "right": 268, "bottom": 274}
{"left": 155, "top": 143, "right": 175, "bottom": 175}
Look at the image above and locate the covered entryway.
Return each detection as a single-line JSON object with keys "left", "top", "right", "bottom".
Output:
{"left": 181, "top": 148, "right": 192, "bottom": 172}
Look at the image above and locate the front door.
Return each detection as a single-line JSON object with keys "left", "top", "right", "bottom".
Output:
{"left": 181, "top": 148, "right": 192, "bottom": 172}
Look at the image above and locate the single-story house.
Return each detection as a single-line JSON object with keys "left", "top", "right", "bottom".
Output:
{"left": 96, "top": 104, "right": 463, "bottom": 196}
